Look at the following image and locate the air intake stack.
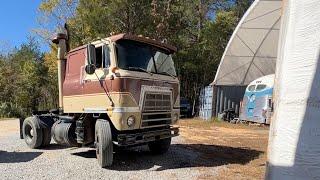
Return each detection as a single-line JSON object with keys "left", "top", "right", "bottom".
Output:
{"left": 52, "top": 28, "right": 68, "bottom": 112}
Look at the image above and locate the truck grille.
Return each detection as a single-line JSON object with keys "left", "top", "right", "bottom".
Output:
{"left": 141, "top": 92, "right": 172, "bottom": 128}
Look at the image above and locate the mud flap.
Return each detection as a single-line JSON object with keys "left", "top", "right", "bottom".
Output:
{"left": 19, "top": 118, "right": 24, "bottom": 139}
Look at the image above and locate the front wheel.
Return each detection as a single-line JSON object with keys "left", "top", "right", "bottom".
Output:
{"left": 148, "top": 138, "right": 171, "bottom": 154}
{"left": 95, "top": 119, "right": 113, "bottom": 167}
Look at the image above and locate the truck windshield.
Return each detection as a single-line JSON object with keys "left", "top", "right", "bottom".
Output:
{"left": 116, "top": 39, "right": 177, "bottom": 77}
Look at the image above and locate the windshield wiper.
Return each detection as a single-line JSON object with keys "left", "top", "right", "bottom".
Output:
{"left": 128, "top": 67, "right": 153, "bottom": 75}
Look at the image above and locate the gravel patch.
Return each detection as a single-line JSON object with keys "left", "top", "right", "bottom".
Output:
{"left": 0, "top": 120, "right": 221, "bottom": 180}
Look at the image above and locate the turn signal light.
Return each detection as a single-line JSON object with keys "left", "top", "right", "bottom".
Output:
{"left": 111, "top": 67, "right": 118, "bottom": 73}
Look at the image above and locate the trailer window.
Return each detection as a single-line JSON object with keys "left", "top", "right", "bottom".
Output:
{"left": 256, "top": 84, "right": 267, "bottom": 91}
{"left": 248, "top": 85, "right": 256, "bottom": 92}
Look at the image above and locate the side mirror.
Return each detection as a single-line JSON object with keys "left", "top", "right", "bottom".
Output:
{"left": 85, "top": 44, "right": 96, "bottom": 75}
{"left": 86, "top": 44, "right": 96, "bottom": 66}
{"left": 85, "top": 64, "right": 96, "bottom": 74}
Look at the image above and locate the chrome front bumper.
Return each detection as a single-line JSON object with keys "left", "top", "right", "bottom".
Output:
{"left": 116, "top": 127, "right": 179, "bottom": 146}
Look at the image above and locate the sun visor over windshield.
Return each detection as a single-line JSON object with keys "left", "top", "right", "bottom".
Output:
{"left": 109, "top": 33, "right": 177, "bottom": 54}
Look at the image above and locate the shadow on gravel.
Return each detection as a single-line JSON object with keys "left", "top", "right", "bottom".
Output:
{"left": 41, "top": 144, "right": 69, "bottom": 150}
{"left": 0, "top": 150, "right": 42, "bottom": 163}
{"left": 72, "top": 143, "right": 262, "bottom": 171}
{"left": 72, "top": 150, "right": 97, "bottom": 158}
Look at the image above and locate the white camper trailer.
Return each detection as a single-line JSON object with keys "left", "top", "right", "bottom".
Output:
{"left": 239, "top": 74, "right": 274, "bottom": 124}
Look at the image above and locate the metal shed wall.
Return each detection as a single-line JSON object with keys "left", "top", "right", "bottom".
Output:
{"left": 213, "top": 85, "right": 247, "bottom": 116}
{"left": 199, "top": 86, "right": 214, "bottom": 120}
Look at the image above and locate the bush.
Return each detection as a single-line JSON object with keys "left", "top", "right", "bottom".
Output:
{"left": 0, "top": 102, "right": 25, "bottom": 118}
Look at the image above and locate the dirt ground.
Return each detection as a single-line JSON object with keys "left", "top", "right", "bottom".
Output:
{"left": 0, "top": 118, "right": 269, "bottom": 180}
{"left": 177, "top": 119, "right": 269, "bottom": 179}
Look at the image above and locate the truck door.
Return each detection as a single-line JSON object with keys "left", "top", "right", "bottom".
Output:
{"left": 81, "top": 44, "right": 113, "bottom": 110}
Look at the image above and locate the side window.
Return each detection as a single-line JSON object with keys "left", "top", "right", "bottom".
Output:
{"left": 95, "top": 46, "right": 103, "bottom": 68}
{"left": 103, "top": 45, "right": 110, "bottom": 68}
{"left": 248, "top": 85, "right": 256, "bottom": 92}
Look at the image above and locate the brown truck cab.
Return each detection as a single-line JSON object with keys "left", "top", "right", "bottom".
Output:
{"left": 20, "top": 32, "right": 180, "bottom": 167}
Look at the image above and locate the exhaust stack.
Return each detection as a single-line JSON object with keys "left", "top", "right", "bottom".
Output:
{"left": 52, "top": 31, "right": 68, "bottom": 112}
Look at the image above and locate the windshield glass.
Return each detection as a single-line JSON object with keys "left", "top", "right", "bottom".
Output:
{"left": 116, "top": 40, "right": 177, "bottom": 77}
{"left": 256, "top": 84, "right": 267, "bottom": 91}
{"left": 248, "top": 85, "right": 256, "bottom": 92}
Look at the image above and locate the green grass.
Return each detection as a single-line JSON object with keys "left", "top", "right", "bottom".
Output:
{"left": 178, "top": 117, "right": 269, "bottom": 130}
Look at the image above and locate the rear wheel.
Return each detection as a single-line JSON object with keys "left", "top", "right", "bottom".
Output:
{"left": 95, "top": 119, "right": 113, "bottom": 167}
{"left": 40, "top": 116, "right": 54, "bottom": 147}
{"left": 23, "top": 117, "right": 43, "bottom": 149}
{"left": 148, "top": 138, "right": 171, "bottom": 154}
{"left": 41, "top": 127, "right": 51, "bottom": 147}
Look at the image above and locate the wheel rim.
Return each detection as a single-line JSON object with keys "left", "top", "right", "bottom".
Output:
{"left": 25, "top": 124, "right": 34, "bottom": 144}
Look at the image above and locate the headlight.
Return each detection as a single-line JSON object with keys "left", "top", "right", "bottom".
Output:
{"left": 173, "top": 113, "right": 179, "bottom": 123}
{"left": 127, "top": 116, "right": 136, "bottom": 127}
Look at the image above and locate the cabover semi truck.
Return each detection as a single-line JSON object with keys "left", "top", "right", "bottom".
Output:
{"left": 20, "top": 28, "right": 180, "bottom": 167}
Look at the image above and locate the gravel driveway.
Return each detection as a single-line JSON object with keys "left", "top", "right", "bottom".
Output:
{"left": 0, "top": 119, "right": 266, "bottom": 180}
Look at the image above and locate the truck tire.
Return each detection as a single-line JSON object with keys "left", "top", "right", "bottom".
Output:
{"left": 148, "top": 137, "right": 171, "bottom": 154}
{"left": 22, "top": 117, "right": 43, "bottom": 149}
{"left": 95, "top": 119, "right": 113, "bottom": 167}
{"left": 38, "top": 115, "right": 54, "bottom": 147}
{"left": 41, "top": 127, "right": 51, "bottom": 147}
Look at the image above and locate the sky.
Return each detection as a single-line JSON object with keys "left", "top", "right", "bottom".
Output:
{"left": 0, "top": 0, "right": 49, "bottom": 53}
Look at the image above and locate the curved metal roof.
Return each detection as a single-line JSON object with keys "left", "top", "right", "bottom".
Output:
{"left": 212, "top": 0, "right": 282, "bottom": 86}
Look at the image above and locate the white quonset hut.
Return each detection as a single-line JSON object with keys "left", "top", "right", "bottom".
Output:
{"left": 267, "top": 0, "right": 320, "bottom": 179}
{"left": 211, "top": 0, "right": 282, "bottom": 116}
